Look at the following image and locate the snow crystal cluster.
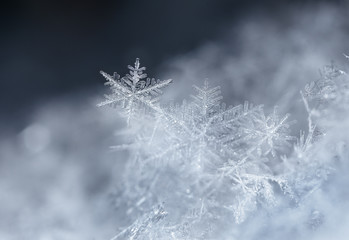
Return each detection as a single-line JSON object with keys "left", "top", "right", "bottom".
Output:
{"left": 98, "top": 59, "right": 349, "bottom": 239}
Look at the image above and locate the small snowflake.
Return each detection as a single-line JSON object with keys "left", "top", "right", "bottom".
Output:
{"left": 98, "top": 58, "right": 172, "bottom": 124}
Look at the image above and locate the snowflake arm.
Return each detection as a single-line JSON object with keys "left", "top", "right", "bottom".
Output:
{"left": 191, "top": 80, "right": 223, "bottom": 116}
{"left": 97, "top": 71, "right": 132, "bottom": 107}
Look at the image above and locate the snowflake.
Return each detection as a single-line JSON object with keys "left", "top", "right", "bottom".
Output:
{"left": 303, "top": 62, "right": 345, "bottom": 107}
{"left": 243, "top": 106, "right": 295, "bottom": 157}
{"left": 97, "top": 58, "right": 172, "bottom": 124}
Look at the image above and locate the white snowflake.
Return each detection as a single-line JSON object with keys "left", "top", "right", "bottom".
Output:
{"left": 97, "top": 58, "right": 172, "bottom": 124}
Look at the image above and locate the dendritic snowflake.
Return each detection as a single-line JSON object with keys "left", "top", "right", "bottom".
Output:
{"left": 97, "top": 58, "right": 172, "bottom": 124}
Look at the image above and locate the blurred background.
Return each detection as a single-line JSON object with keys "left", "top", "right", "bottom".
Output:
{"left": 1, "top": 0, "right": 349, "bottom": 239}
{"left": 1, "top": 0, "right": 349, "bottom": 130}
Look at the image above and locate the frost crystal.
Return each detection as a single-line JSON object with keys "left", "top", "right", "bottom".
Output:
{"left": 285, "top": 62, "right": 348, "bottom": 203}
{"left": 110, "top": 204, "right": 167, "bottom": 240}
{"left": 98, "top": 59, "right": 301, "bottom": 238}
{"left": 98, "top": 58, "right": 172, "bottom": 124}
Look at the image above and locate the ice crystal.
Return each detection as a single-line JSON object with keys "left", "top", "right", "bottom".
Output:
{"left": 97, "top": 58, "right": 172, "bottom": 124}
{"left": 140, "top": 80, "right": 294, "bottom": 223}
{"left": 98, "top": 59, "right": 336, "bottom": 238}
{"left": 110, "top": 204, "right": 167, "bottom": 240}
{"left": 284, "top": 62, "right": 349, "bottom": 204}
{"left": 302, "top": 62, "right": 347, "bottom": 126}
{"left": 301, "top": 61, "right": 348, "bottom": 146}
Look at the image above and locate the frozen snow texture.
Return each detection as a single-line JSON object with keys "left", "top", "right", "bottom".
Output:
{"left": 110, "top": 204, "right": 167, "bottom": 240}
{"left": 99, "top": 59, "right": 298, "bottom": 238}
{"left": 286, "top": 62, "right": 348, "bottom": 204}
{"left": 2, "top": 5, "right": 349, "bottom": 239}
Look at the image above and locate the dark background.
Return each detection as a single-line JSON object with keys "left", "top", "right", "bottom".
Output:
{"left": 0, "top": 0, "right": 346, "bottom": 128}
